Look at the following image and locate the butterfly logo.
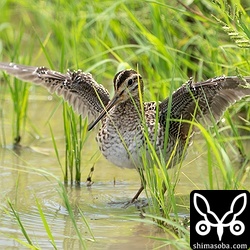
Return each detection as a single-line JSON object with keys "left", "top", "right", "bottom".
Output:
{"left": 193, "top": 192, "right": 247, "bottom": 241}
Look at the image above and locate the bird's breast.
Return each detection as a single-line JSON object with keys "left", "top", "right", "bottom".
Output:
{"left": 96, "top": 116, "right": 143, "bottom": 169}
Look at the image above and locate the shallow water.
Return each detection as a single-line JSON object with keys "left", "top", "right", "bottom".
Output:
{"left": 0, "top": 88, "right": 249, "bottom": 249}
{"left": 0, "top": 145, "right": 175, "bottom": 250}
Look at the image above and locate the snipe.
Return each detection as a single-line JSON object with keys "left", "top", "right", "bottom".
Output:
{"left": 1, "top": 62, "right": 250, "bottom": 201}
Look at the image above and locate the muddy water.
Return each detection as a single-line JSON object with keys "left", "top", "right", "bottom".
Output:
{"left": 0, "top": 88, "right": 249, "bottom": 249}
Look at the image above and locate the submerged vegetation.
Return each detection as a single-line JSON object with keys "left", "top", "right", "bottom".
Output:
{"left": 0, "top": 0, "right": 250, "bottom": 248}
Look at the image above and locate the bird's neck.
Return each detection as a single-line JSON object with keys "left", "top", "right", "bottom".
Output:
{"left": 112, "top": 96, "right": 143, "bottom": 118}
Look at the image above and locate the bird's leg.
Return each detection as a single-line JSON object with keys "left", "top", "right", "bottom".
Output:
{"left": 131, "top": 185, "right": 144, "bottom": 203}
{"left": 131, "top": 170, "right": 167, "bottom": 204}
{"left": 123, "top": 171, "right": 147, "bottom": 208}
{"left": 123, "top": 182, "right": 146, "bottom": 209}
{"left": 131, "top": 168, "right": 146, "bottom": 203}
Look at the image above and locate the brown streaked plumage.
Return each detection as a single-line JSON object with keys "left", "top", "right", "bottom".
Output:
{"left": 0, "top": 63, "right": 110, "bottom": 121}
{"left": 1, "top": 62, "right": 250, "bottom": 202}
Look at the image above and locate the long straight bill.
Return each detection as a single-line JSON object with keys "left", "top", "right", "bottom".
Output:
{"left": 87, "top": 95, "right": 119, "bottom": 131}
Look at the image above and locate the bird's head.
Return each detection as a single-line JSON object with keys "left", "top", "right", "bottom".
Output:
{"left": 88, "top": 69, "right": 143, "bottom": 131}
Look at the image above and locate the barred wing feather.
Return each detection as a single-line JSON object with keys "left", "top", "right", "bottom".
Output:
{"left": 0, "top": 62, "right": 110, "bottom": 121}
{"left": 159, "top": 76, "right": 250, "bottom": 140}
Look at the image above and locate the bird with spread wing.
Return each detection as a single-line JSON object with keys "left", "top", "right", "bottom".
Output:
{"left": 0, "top": 62, "right": 250, "bottom": 202}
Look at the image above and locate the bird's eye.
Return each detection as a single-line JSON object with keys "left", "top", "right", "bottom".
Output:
{"left": 128, "top": 79, "right": 133, "bottom": 86}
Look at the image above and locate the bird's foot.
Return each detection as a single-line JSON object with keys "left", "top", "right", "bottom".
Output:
{"left": 123, "top": 198, "right": 148, "bottom": 209}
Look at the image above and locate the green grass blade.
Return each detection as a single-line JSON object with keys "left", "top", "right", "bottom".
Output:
{"left": 57, "top": 181, "right": 87, "bottom": 249}
{"left": 7, "top": 199, "right": 39, "bottom": 249}
{"left": 35, "top": 198, "right": 58, "bottom": 249}
{"left": 49, "top": 123, "right": 64, "bottom": 173}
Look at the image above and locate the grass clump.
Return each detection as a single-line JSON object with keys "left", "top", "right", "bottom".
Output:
{"left": 4, "top": 75, "right": 30, "bottom": 147}
{"left": 62, "top": 103, "right": 89, "bottom": 185}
